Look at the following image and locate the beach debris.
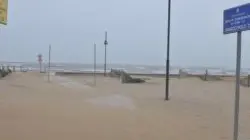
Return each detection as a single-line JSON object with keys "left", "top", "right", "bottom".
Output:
{"left": 240, "top": 75, "right": 250, "bottom": 87}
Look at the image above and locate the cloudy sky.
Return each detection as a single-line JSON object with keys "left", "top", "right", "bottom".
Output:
{"left": 0, "top": 0, "right": 250, "bottom": 68}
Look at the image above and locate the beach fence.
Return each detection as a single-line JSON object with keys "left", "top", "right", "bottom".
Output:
{"left": 198, "top": 69, "right": 222, "bottom": 81}
{"left": 177, "top": 68, "right": 222, "bottom": 81}
{"left": 0, "top": 64, "right": 33, "bottom": 73}
{"left": 1, "top": 65, "right": 16, "bottom": 72}
{"left": 178, "top": 69, "right": 189, "bottom": 78}
{"left": 240, "top": 75, "right": 250, "bottom": 87}
{"left": 190, "top": 69, "right": 250, "bottom": 86}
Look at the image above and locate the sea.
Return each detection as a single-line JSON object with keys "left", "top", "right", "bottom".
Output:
{"left": 1, "top": 62, "right": 250, "bottom": 76}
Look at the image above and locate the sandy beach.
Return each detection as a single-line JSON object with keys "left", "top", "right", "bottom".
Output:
{"left": 0, "top": 72, "right": 249, "bottom": 140}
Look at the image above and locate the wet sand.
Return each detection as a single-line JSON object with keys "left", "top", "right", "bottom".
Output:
{"left": 0, "top": 72, "right": 249, "bottom": 140}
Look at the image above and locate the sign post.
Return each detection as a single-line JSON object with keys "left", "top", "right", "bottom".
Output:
{"left": 223, "top": 3, "right": 250, "bottom": 140}
{"left": 0, "top": 0, "right": 8, "bottom": 65}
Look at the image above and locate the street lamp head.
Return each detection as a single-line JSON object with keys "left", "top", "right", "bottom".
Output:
{"left": 104, "top": 40, "right": 108, "bottom": 45}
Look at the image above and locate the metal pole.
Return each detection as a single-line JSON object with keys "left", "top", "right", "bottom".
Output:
{"left": 48, "top": 45, "right": 51, "bottom": 82}
{"left": 104, "top": 45, "right": 107, "bottom": 76}
{"left": 104, "top": 31, "right": 108, "bottom": 76}
{"left": 233, "top": 31, "right": 242, "bottom": 140}
{"left": 165, "top": 0, "right": 171, "bottom": 101}
{"left": 94, "top": 43, "right": 97, "bottom": 86}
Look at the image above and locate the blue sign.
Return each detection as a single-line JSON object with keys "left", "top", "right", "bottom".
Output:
{"left": 223, "top": 3, "right": 250, "bottom": 34}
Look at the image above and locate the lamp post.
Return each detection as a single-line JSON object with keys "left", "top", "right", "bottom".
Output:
{"left": 104, "top": 31, "right": 108, "bottom": 76}
{"left": 165, "top": 0, "right": 171, "bottom": 101}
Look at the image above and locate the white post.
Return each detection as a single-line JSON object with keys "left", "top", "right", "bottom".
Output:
{"left": 48, "top": 45, "right": 51, "bottom": 82}
{"left": 93, "top": 43, "right": 97, "bottom": 86}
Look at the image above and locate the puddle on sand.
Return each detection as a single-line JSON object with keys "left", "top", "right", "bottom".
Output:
{"left": 86, "top": 95, "right": 136, "bottom": 110}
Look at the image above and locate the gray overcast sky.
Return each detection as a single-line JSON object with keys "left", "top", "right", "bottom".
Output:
{"left": 1, "top": 0, "right": 250, "bottom": 68}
